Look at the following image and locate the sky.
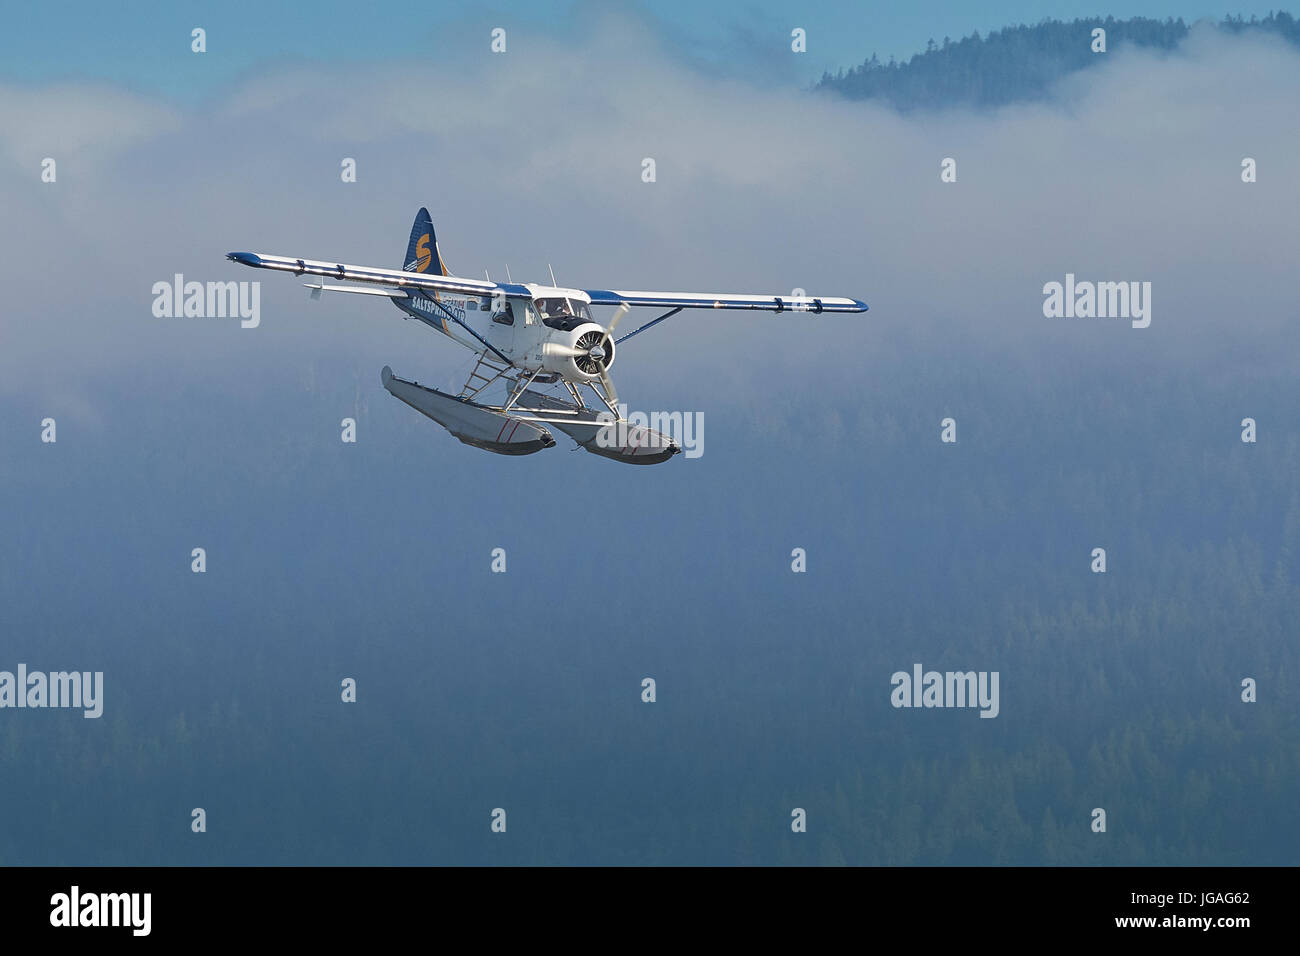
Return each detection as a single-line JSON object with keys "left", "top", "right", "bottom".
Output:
{"left": 2, "top": 4, "right": 1298, "bottom": 864}
{"left": 4, "top": 10, "right": 1297, "bottom": 402}
{"left": 0, "top": 1, "right": 1293, "bottom": 100}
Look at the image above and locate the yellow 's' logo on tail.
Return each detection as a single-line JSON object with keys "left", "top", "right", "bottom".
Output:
{"left": 414, "top": 234, "right": 432, "bottom": 273}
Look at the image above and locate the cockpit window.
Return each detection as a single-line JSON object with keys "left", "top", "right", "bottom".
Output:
{"left": 535, "top": 297, "right": 569, "bottom": 318}
{"left": 537, "top": 297, "right": 592, "bottom": 329}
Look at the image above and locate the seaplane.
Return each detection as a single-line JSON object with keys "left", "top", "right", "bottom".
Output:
{"left": 227, "top": 208, "right": 868, "bottom": 464}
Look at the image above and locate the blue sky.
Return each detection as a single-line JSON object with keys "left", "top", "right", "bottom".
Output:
{"left": 2, "top": 1, "right": 1290, "bottom": 99}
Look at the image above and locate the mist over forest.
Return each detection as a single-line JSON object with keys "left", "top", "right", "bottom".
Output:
{"left": 819, "top": 12, "right": 1300, "bottom": 109}
{"left": 2, "top": 10, "right": 1298, "bottom": 864}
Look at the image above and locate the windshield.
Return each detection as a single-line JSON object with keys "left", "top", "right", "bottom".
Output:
{"left": 536, "top": 297, "right": 592, "bottom": 329}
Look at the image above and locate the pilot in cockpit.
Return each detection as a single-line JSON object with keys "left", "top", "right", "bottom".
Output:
{"left": 539, "top": 298, "right": 574, "bottom": 324}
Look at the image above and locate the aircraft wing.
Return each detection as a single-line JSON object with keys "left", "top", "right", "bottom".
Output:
{"left": 227, "top": 252, "right": 868, "bottom": 313}
{"left": 583, "top": 288, "right": 868, "bottom": 313}
{"left": 226, "top": 252, "right": 531, "bottom": 298}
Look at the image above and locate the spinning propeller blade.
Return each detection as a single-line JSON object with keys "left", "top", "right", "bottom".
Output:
{"left": 598, "top": 366, "right": 618, "bottom": 406}
{"left": 606, "top": 303, "right": 630, "bottom": 336}
{"left": 544, "top": 343, "right": 586, "bottom": 358}
{"left": 595, "top": 304, "right": 629, "bottom": 407}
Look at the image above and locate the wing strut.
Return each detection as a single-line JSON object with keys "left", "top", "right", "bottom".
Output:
{"left": 428, "top": 297, "right": 512, "bottom": 365}
{"left": 614, "top": 307, "right": 683, "bottom": 346}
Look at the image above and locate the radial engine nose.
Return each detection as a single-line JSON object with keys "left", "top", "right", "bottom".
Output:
{"left": 539, "top": 322, "right": 615, "bottom": 381}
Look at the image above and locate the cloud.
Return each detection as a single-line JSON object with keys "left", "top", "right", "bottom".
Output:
{"left": 0, "top": 84, "right": 178, "bottom": 171}
{"left": 1, "top": 15, "right": 1298, "bottom": 418}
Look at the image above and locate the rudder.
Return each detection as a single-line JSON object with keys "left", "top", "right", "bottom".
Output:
{"left": 403, "top": 207, "right": 448, "bottom": 275}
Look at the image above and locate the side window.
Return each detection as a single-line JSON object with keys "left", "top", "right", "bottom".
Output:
{"left": 493, "top": 302, "right": 515, "bottom": 326}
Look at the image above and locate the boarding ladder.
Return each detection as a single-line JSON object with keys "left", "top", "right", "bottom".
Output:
{"left": 458, "top": 352, "right": 512, "bottom": 400}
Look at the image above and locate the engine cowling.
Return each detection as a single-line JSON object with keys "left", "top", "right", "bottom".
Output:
{"left": 539, "top": 322, "right": 616, "bottom": 382}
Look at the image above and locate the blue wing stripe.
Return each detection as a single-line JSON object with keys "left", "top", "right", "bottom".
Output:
{"left": 585, "top": 289, "right": 868, "bottom": 313}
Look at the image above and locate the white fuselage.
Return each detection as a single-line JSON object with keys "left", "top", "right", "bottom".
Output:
{"left": 395, "top": 283, "right": 613, "bottom": 382}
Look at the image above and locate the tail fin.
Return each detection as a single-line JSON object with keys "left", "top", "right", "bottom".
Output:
{"left": 403, "top": 207, "right": 449, "bottom": 275}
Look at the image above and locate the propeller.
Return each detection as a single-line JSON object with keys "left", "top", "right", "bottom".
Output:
{"left": 594, "top": 304, "right": 629, "bottom": 405}
{"left": 547, "top": 304, "right": 630, "bottom": 405}
{"left": 596, "top": 362, "right": 618, "bottom": 406}
{"left": 543, "top": 343, "right": 586, "bottom": 358}
{"left": 604, "top": 303, "right": 630, "bottom": 340}
{"left": 572, "top": 330, "right": 607, "bottom": 373}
